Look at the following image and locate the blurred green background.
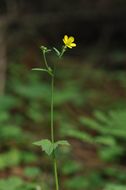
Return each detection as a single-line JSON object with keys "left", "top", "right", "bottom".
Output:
{"left": 0, "top": 1, "right": 126, "bottom": 190}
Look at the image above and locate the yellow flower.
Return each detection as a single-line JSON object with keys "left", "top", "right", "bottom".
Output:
{"left": 63, "top": 35, "right": 76, "bottom": 49}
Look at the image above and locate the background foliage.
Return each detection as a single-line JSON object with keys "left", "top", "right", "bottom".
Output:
{"left": 0, "top": 60, "right": 125, "bottom": 190}
{"left": 0, "top": 0, "right": 126, "bottom": 190}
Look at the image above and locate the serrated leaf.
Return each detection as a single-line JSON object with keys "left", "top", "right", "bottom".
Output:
{"left": 54, "top": 140, "right": 70, "bottom": 149}
{"left": 33, "top": 139, "right": 54, "bottom": 155}
{"left": 33, "top": 139, "right": 70, "bottom": 155}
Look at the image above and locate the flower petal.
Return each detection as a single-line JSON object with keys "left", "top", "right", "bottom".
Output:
{"left": 67, "top": 45, "right": 72, "bottom": 48}
{"left": 63, "top": 35, "right": 68, "bottom": 43}
{"left": 68, "top": 36, "right": 74, "bottom": 43}
{"left": 70, "top": 43, "right": 76, "bottom": 47}
{"left": 63, "top": 35, "right": 76, "bottom": 49}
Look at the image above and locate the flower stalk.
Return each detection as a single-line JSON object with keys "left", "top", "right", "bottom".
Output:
{"left": 51, "top": 71, "right": 59, "bottom": 190}
{"left": 32, "top": 35, "right": 76, "bottom": 190}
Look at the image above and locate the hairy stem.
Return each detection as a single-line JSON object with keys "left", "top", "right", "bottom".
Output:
{"left": 51, "top": 74, "right": 59, "bottom": 190}
{"left": 51, "top": 75, "right": 54, "bottom": 143}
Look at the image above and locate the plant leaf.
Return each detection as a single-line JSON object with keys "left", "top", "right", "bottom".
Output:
{"left": 33, "top": 139, "right": 70, "bottom": 155}
{"left": 53, "top": 47, "right": 60, "bottom": 56}
{"left": 32, "top": 68, "right": 53, "bottom": 76}
{"left": 32, "top": 68, "right": 48, "bottom": 72}
{"left": 54, "top": 140, "right": 70, "bottom": 149}
{"left": 33, "top": 139, "right": 54, "bottom": 156}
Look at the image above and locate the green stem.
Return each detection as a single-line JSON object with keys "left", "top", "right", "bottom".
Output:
{"left": 54, "top": 157, "right": 59, "bottom": 190}
{"left": 43, "top": 51, "right": 50, "bottom": 71}
{"left": 51, "top": 74, "right": 59, "bottom": 190}
{"left": 51, "top": 75, "right": 54, "bottom": 143}
{"left": 59, "top": 46, "right": 67, "bottom": 58}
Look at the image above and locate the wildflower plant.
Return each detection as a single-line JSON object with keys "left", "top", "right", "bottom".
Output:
{"left": 32, "top": 35, "right": 76, "bottom": 190}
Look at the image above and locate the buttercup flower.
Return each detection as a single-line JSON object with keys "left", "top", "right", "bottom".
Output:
{"left": 63, "top": 35, "right": 76, "bottom": 49}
